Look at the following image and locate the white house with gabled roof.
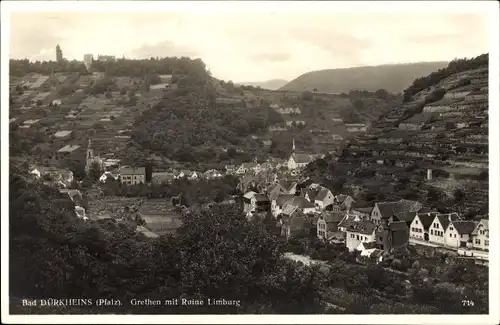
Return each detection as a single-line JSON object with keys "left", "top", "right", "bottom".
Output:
{"left": 428, "top": 213, "right": 460, "bottom": 245}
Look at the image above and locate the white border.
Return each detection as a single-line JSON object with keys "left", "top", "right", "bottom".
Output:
{"left": 1, "top": 1, "right": 499, "bottom": 324}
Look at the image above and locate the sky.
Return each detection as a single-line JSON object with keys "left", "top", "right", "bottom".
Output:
{"left": 8, "top": 6, "right": 490, "bottom": 83}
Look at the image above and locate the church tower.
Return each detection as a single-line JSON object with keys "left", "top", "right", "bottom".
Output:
{"left": 85, "top": 138, "right": 94, "bottom": 175}
{"left": 56, "top": 44, "right": 63, "bottom": 63}
{"left": 292, "top": 138, "right": 296, "bottom": 155}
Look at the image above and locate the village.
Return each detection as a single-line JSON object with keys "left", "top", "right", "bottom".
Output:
{"left": 10, "top": 46, "right": 489, "bottom": 276}
{"left": 27, "top": 132, "right": 489, "bottom": 268}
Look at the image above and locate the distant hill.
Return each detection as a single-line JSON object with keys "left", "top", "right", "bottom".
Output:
{"left": 280, "top": 62, "right": 449, "bottom": 94}
{"left": 239, "top": 79, "right": 288, "bottom": 90}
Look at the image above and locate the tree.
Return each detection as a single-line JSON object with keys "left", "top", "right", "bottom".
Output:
{"left": 88, "top": 161, "right": 102, "bottom": 181}
{"left": 374, "top": 88, "right": 389, "bottom": 100}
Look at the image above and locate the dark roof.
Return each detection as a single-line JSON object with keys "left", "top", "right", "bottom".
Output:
{"left": 279, "top": 180, "right": 296, "bottom": 191}
{"left": 254, "top": 194, "right": 270, "bottom": 202}
{"left": 276, "top": 194, "right": 295, "bottom": 206}
{"left": 352, "top": 206, "right": 373, "bottom": 214}
{"left": 437, "top": 213, "right": 461, "bottom": 230}
{"left": 345, "top": 220, "right": 377, "bottom": 235}
{"left": 315, "top": 188, "right": 332, "bottom": 201}
{"left": 452, "top": 220, "right": 478, "bottom": 235}
{"left": 376, "top": 202, "right": 399, "bottom": 219}
{"left": 319, "top": 211, "right": 345, "bottom": 224}
{"left": 394, "top": 211, "right": 417, "bottom": 223}
{"left": 389, "top": 221, "right": 409, "bottom": 232}
{"left": 120, "top": 166, "right": 145, "bottom": 175}
{"left": 416, "top": 212, "right": 438, "bottom": 229}
{"left": 303, "top": 188, "right": 320, "bottom": 201}
{"left": 288, "top": 196, "right": 315, "bottom": 209}
{"left": 268, "top": 184, "right": 286, "bottom": 201}
{"left": 338, "top": 214, "right": 363, "bottom": 229}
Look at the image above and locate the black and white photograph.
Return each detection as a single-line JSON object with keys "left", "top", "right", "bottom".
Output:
{"left": 1, "top": 1, "right": 499, "bottom": 324}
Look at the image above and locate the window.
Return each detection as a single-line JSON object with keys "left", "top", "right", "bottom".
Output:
{"left": 416, "top": 220, "right": 418, "bottom": 224}
{"left": 450, "top": 226, "right": 453, "bottom": 230}
{"left": 475, "top": 239, "right": 481, "bottom": 245}
{"left": 356, "top": 235, "right": 360, "bottom": 240}
{"left": 454, "top": 234, "right": 456, "bottom": 238}
{"left": 430, "top": 230, "right": 433, "bottom": 235}
{"left": 485, "top": 240, "right": 489, "bottom": 246}
{"left": 449, "top": 233, "right": 452, "bottom": 237}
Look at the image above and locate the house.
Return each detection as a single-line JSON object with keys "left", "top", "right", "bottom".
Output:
{"left": 243, "top": 191, "right": 258, "bottom": 213}
{"left": 334, "top": 194, "right": 355, "bottom": 211}
{"left": 31, "top": 166, "right": 74, "bottom": 185}
{"left": 151, "top": 171, "right": 175, "bottom": 184}
{"left": 357, "top": 243, "right": 384, "bottom": 264}
{"left": 59, "top": 189, "right": 83, "bottom": 205}
{"left": 52, "top": 99, "right": 63, "bottom": 106}
{"left": 444, "top": 220, "right": 478, "bottom": 249}
{"left": 301, "top": 187, "right": 320, "bottom": 202}
{"left": 253, "top": 170, "right": 278, "bottom": 191}
{"left": 267, "top": 184, "right": 287, "bottom": 202}
{"left": 176, "top": 170, "right": 193, "bottom": 179}
{"left": 428, "top": 213, "right": 461, "bottom": 245}
{"left": 371, "top": 200, "right": 421, "bottom": 226}
{"left": 250, "top": 194, "right": 271, "bottom": 213}
{"left": 283, "top": 196, "right": 316, "bottom": 215}
{"left": 470, "top": 219, "right": 489, "bottom": 251}
{"left": 376, "top": 220, "right": 409, "bottom": 253}
{"left": 409, "top": 211, "right": 439, "bottom": 242}
{"left": 99, "top": 171, "right": 120, "bottom": 183}
{"left": 236, "top": 162, "right": 261, "bottom": 175}
{"left": 225, "top": 165, "right": 236, "bottom": 174}
{"left": 314, "top": 187, "right": 335, "bottom": 210}
{"left": 287, "top": 153, "right": 313, "bottom": 170}
{"left": 350, "top": 206, "right": 373, "bottom": 219}
{"left": 279, "top": 180, "right": 298, "bottom": 195}
{"left": 271, "top": 194, "right": 295, "bottom": 217}
{"left": 345, "top": 220, "right": 377, "bottom": 252}
{"left": 317, "top": 211, "right": 344, "bottom": 240}
{"left": 392, "top": 199, "right": 424, "bottom": 225}
{"left": 119, "top": 166, "right": 145, "bottom": 185}
{"left": 56, "top": 144, "right": 82, "bottom": 159}
{"left": 188, "top": 171, "right": 199, "bottom": 180}
{"left": 203, "top": 169, "right": 223, "bottom": 179}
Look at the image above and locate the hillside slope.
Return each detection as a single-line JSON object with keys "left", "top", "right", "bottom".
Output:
{"left": 304, "top": 54, "right": 488, "bottom": 217}
{"left": 280, "top": 62, "right": 448, "bottom": 94}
